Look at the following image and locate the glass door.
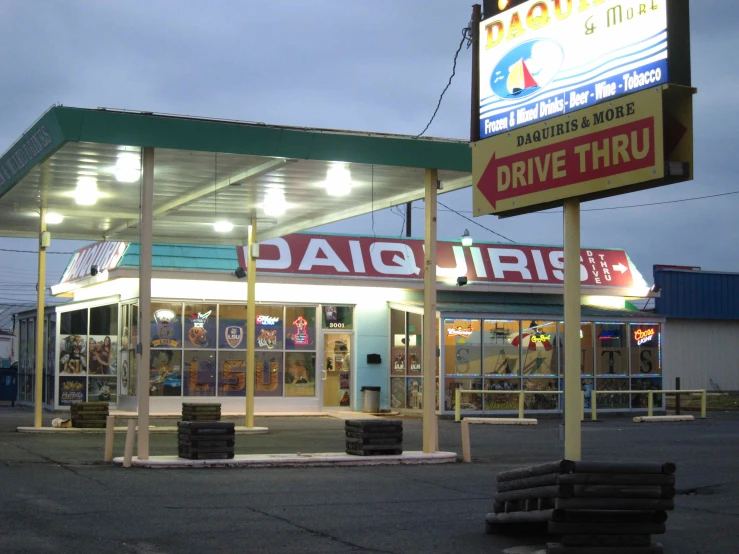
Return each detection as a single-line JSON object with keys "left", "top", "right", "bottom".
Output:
{"left": 322, "top": 332, "right": 352, "bottom": 409}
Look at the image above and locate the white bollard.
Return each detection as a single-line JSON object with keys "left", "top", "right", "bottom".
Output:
{"left": 123, "top": 419, "right": 136, "bottom": 468}
{"left": 104, "top": 415, "right": 115, "bottom": 462}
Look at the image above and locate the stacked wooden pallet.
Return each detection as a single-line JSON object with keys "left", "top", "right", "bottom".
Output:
{"left": 177, "top": 421, "right": 235, "bottom": 460}
{"left": 345, "top": 420, "right": 403, "bottom": 456}
{"left": 486, "top": 460, "right": 676, "bottom": 554}
{"left": 70, "top": 402, "right": 109, "bottom": 428}
{"left": 181, "top": 402, "right": 221, "bottom": 421}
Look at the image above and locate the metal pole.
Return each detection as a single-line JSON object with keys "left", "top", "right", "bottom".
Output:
{"left": 563, "top": 199, "right": 582, "bottom": 460}
{"left": 455, "top": 388, "right": 461, "bottom": 422}
{"left": 245, "top": 217, "right": 257, "bottom": 428}
{"left": 648, "top": 391, "right": 654, "bottom": 417}
{"left": 34, "top": 201, "right": 47, "bottom": 428}
{"left": 423, "top": 169, "right": 438, "bottom": 453}
{"left": 405, "top": 202, "right": 412, "bottom": 238}
{"left": 675, "top": 377, "right": 681, "bottom": 415}
{"left": 470, "top": 4, "right": 482, "bottom": 143}
{"left": 137, "top": 147, "right": 155, "bottom": 460}
{"left": 518, "top": 390, "right": 524, "bottom": 419}
{"left": 700, "top": 389, "right": 707, "bottom": 419}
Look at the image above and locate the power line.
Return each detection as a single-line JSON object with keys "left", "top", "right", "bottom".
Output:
{"left": 0, "top": 248, "right": 76, "bottom": 254}
{"left": 437, "top": 200, "right": 516, "bottom": 243}
{"left": 416, "top": 26, "right": 471, "bottom": 138}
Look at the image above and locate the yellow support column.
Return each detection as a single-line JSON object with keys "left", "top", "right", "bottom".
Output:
{"left": 563, "top": 199, "right": 582, "bottom": 460}
{"left": 648, "top": 391, "right": 654, "bottom": 417}
{"left": 700, "top": 390, "right": 707, "bottom": 419}
{"left": 518, "top": 391, "right": 525, "bottom": 419}
{"left": 34, "top": 203, "right": 47, "bottom": 428}
{"left": 592, "top": 392, "right": 598, "bottom": 422}
{"left": 581, "top": 391, "right": 585, "bottom": 422}
{"left": 422, "top": 168, "right": 439, "bottom": 453}
{"left": 455, "top": 388, "right": 461, "bottom": 422}
{"left": 246, "top": 218, "right": 257, "bottom": 429}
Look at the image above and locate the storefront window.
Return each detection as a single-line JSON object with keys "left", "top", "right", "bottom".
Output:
{"left": 524, "top": 378, "right": 559, "bottom": 410}
{"left": 390, "top": 309, "right": 406, "bottom": 377}
{"left": 61, "top": 309, "right": 87, "bottom": 336}
{"left": 284, "top": 352, "right": 314, "bottom": 397}
{"left": 255, "top": 306, "right": 284, "bottom": 351}
{"left": 444, "top": 378, "right": 482, "bottom": 411}
{"left": 597, "top": 377, "right": 630, "bottom": 409}
{"left": 631, "top": 324, "right": 661, "bottom": 376}
{"left": 580, "top": 323, "right": 595, "bottom": 375}
{"left": 219, "top": 352, "right": 246, "bottom": 397}
{"left": 407, "top": 377, "right": 423, "bottom": 409}
{"left": 484, "top": 378, "right": 520, "bottom": 412}
{"left": 255, "top": 352, "right": 283, "bottom": 397}
{"left": 183, "top": 350, "right": 216, "bottom": 396}
{"left": 285, "top": 307, "right": 316, "bottom": 350}
{"left": 88, "top": 335, "right": 116, "bottom": 376}
{"left": 128, "top": 352, "right": 137, "bottom": 396}
{"left": 219, "top": 304, "right": 247, "bottom": 350}
{"left": 483, "top": 320, "right": 520, "bottom": 375}
{"left": 631, "top": 377, "right": 663, "bottom": 408}
{"left": 90, "top": 305, "right": 118, "bottom": 337}
{"left": 151, "top": 303, "right": 182, "bottom": 348}
{"left": 59, "top": 376, "right": 86, "bottom": 405}
{"left": 522, "top": 321, "right": 558, "bottom": 376}
{"left": 444, "top": 319, "right": 482, "bottom": 376}
{"left": 60, "top": 333, "right": 87, "bottom": 376}
{"left": 322, "top": 305, "right": 354, "bottom": 330}
{"left": 149, "top": 349, "right": 182, "bottom": 396}
{"left": 596, "top": 323, "right": 628, "bottom": 376}
{"left": 19, "top": 320, "right": 27, "bottom": 374}
{"left": 408, "top": 312, "right": 423, "bottom": 376}
{"left": 184, "top": 303, "right": 217, "bottom": 349}
{"left": 390, "top": 377, "right": 405, "bottom": 409}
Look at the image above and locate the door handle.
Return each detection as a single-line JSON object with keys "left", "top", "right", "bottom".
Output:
{"left": 322, "top": 370, "right": 327, "bottom": 381}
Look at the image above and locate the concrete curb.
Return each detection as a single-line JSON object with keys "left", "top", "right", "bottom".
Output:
{"left": 112, "top": 451, "right": 458, "bottom": 468}
{"left": 463, "top": 417, "right": 538, "bottom": 425}
{"left": 17, "top": 426, "right": 270, "bottom": 434}
{"left": 633, "top": 415, "right": 695, "bottom": 423}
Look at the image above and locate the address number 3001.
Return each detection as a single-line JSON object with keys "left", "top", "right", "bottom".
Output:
{"left": 328, "top": 323, "right": 346, "bottom": 328}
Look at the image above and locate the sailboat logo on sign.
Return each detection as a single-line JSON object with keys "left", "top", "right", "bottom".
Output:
{"left": 491, "top": 39, "right": 563, "bottom": 100}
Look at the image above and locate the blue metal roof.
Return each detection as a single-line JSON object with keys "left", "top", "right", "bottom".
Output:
{"left": 654, "top": 268, "right": 739, "bottom": 320}
{"left": 119, "top": 243, "right": 238, "bottom": 272}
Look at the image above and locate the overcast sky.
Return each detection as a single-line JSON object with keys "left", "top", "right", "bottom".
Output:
{"left": 0, "top": 0, "right": 736, "bottom": 328}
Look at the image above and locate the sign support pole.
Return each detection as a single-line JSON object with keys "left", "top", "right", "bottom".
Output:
{"left": 137, "top": 146, "right": 155, "bottom": 460}
{"left": 33, "top": 167, "right": 48, "bottom": 428}
{"left": 422, "top": 169, "right": 439, "bottom": 453}
{"left": 245, "top": 217, "right": 257, "bottom": 429}
{"left": 563, "top": 198, "right": 582, "bottom": 461}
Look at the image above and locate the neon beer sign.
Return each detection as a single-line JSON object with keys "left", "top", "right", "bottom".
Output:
{"left": 634, "top": 327, "right": 656, "bottom": 346}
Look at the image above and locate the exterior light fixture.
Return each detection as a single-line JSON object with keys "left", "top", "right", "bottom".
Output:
{"left": 498, "top": 0, "right": 510, "bottom": 10}
{"left": 75, "top": 176, "right": 99, "bottom": 206}
{"left": 234, "top": 267, "right": 247, "bottom": 279}
{"left": 45, "top": 212, "right": 64, "bottom": 225}
{"left": 213, "top": 221, "right": 234, "bottom": 233}
{"left": 460, "top": 229, "right": 473, "bottom": 247}
{"left": 114, "top": 153, "right": 140, "bottom": 183}
{"left": 324, "top": 164, "right": 352, "bottom": 197}
{"left": 263, "top": 189, "right": 287, "bottom": 217}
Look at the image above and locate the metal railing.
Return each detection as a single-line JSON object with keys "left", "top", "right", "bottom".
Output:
{"left": 589, "top": 389, "right": 707, "bottom": 421}
{"left": 454, "top": 388, "right": 707, "bottom": 422}
{"left": 454, "top": 388, "right": 563, "bottom": 422}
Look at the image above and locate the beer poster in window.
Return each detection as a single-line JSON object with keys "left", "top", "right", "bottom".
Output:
{"left": 322, "top": 305, "right": 354, "bottom": 330}
{"left": 59, "top": 335, "right": 87, "bottom": 376}
{"left": 184, "top": 304, "right": 216, "bottom": 349}
{"left": 631, "top": 324, "right": 661, "bottom": 376}
{"left": 151, "top": 304, "right": 182, "bottom": 348}
{"left": 255, "top": 311, "right": 283, "bottom": 351}
{"left": 59, "top": 376, "right": 86, "bottom": 406}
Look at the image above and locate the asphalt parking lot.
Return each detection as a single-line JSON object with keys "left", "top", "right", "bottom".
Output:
{"left": 1, "top": 406, "right": 737, "bottom": 554}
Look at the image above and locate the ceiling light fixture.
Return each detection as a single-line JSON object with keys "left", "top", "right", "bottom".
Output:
{"left": 263, "top": 189, "right": 287, "bottom": 217}
{"left": 460, "top": 229, "right": 473, "bottom": 247}
{"left": 75, "top": 176, "right": 99, "bottom": 206}
{"left": 213, "top": 220, "right": 234, "bottom": 233}
{"left": 324, "top": 163, "right": 352, "bottom": 197}
{"left": 114, "top": 153, "right": 141, "bottom": 183}
{"left": 44, "top": 212, "right": 64, "bottom": 225}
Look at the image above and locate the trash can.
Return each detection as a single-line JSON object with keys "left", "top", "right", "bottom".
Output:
{"left": 0, "top": 369, "right": 18, "bottom": 406}
{"left": 361, "top": 386, "right": 381, "bottom": 413}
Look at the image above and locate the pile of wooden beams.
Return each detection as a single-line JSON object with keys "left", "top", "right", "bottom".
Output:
{"left": 486, "top": 460, "right": 676, "bottom": 554}
{"left": 345, "top": 420, "right": 403, "bottom": 456}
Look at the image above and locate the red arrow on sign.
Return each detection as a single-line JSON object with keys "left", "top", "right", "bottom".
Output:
{"left": 476, "top": 118, "right": 656, "bottom": 211}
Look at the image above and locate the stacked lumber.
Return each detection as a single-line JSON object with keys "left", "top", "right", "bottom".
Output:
{"left": 486, "top": 460, "right": 676, "bottom": 554}
{"left": 177, "top": 421, "right": 235, "bottom": 460}
{"left": 70, "top": 402, "right": 109, "bottom": 428}
{"left": 182, "top": 402, "right": 221, "bottom": 421}
{"left": 345, "top": 420, "right": 403, "bottom": 456}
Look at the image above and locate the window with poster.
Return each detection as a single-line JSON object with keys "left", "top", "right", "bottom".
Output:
{"left": 151, "top": 303, "right": 182, "bottom": 348}
{"left": 443, "top": 318, "right": 482, "bottom": 413}
{"left": 184, "top": 303, "right": 216, "bottom": 349}
{"left": 596, "top": 323, "right": 628, "bottom": 376}
{"left": 321, "top": 305, "right": 354, "bottom": 330}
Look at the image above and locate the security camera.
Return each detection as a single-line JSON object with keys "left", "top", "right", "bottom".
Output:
{"left": 456, "top": 276, "right": 468, "bottom": 287}
{"left": 234, "top": 267, "right": 247, "bottom": 279}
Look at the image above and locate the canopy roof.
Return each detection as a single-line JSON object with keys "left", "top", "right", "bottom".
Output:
{"left": 0, "top": 106, "right": 472, "bottom": 244}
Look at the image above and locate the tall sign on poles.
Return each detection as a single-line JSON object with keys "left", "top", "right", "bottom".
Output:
{"left": 470, "top": 0, "right": 693, "bottom": 460}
